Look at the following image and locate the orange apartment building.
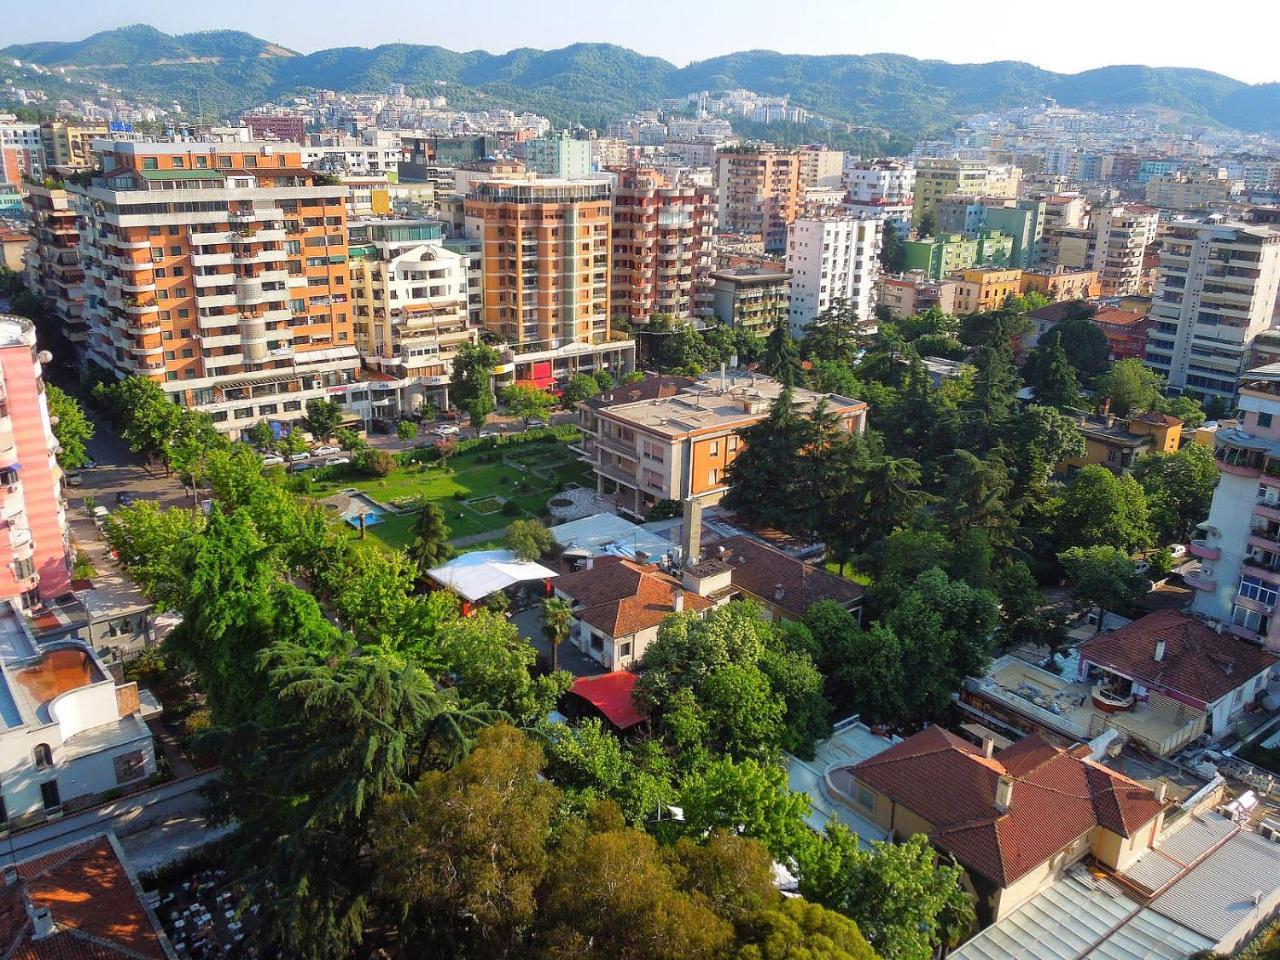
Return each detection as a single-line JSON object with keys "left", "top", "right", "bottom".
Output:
{"left": 22, "top": 183, "right": 88, "bottom": 361}
{"left": 71, "top": 141, "right": 359, "bottom": 435}
{"left": 715, "top": 146, "right": 801, "bottom": 255}
{"left": 611, "top": 167, "right": 716, "bottom": 325}
{"left": 463, "top": 178, "right": 613, "bottom": 352}
{"left": 576, "top": 370, "right": 866, "bottom": 518}
{"left": 952, "top": 268, "right": 1024, "bottom": 315}
{"left": 1021, "top": 265, "right": 1101, "bottom": 302}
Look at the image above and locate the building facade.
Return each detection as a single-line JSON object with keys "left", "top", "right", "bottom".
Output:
{"left": 912, "top": 158, "right": 1020, "bottom": 223}
{"left": 517, "top": 133, "right": 592, "bottom": 180}
{"left": 1143, "top": 221, "right": 1280, "bottom": 398}
{"left": 39, "top": 120, "right": 108, "bottom": 169}
{"left": 22, "top": 183, "right": 88, "bottom": 360}
{"left": 785, "top": 216, "right": 881, "bottom": 332}
{"left": 710, "top": 267, "right": 792, "bottom": 332}
{"left": 952, "top": 268, "right": 1023, "bottom": 315}
{"left": 715, "top": 146, "right": 801, "bottom": 255}
{"left": 1091, "top": 206, "right": 1159, "bottom": 297}
{"left": 0, "top": 122, "right": 42, "bottom": 185}
{"left": 71, "top": 141, "right": 360, "bottom": 436}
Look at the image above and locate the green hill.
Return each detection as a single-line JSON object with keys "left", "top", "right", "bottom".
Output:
{"left": 2, "top": 26, "right": 1276, "bottom": 135}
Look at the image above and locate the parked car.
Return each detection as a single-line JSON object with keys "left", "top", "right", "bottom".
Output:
{"left": 435, "top": 424, "right": 460, "bottom": 437}
{"left": 65, "top": 472, "right": 83, "bottom": 487}
{"left": 1168, "top": 544, "right": 1188, "bottom": 559}
{"left": 260, "top": 454, "right": 285, "bottom": 466}
{"left": 114, "top": 491, "right": 137, "bottom": 506}
{"left": 324, "top": 456, "right": 351, "bottom": 466}
{"left": 526, "top": 419, "right": 548, "bottom": 429}
{"left": 287, "top": 451, "right": 311, "bottom": 462}
{"left": 293, "top": 462, "right": 316, "bottom": 472}
{"left": 312, "top": 445, "right": 340, "bottom": 456}
{"left": 91, "top": 505, "right": 110, "bottom": 522}
{"left": 82, "top": 459, "right": 97, "bottom": 469}
{"left": 479, "top": 430, "right": 501, "bottom": 439}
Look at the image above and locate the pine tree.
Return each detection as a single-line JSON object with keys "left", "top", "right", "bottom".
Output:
{"left": 406, "top": 500, "right": 453, "bottom": 571}
{"left": 1030, "top": 332, "right": 1082, "bottom": 410}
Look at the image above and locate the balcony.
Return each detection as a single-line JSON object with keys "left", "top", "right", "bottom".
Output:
{"left": 1257, "top": 502, "right": 1280, "bottom": 523}
{"left": 1188, "top": 539, "right": 1221, "bottom": 561}
{"left": 1181, "top": 562, "right": 1217, "bottom": 591}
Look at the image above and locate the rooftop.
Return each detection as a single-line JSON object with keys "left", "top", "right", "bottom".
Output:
{"left": 567, "top": 671, "right": 647, "bottom": 730}
{"left": 555, "top": 555, "right": 711, "bottom": 637}
{"left": 709, "top": 534, "right": 863, "bottom": 619}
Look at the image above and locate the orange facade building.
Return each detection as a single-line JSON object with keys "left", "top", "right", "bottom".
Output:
{"left": 715, "top": 146, "right": 801, "bottom": 255}
{"left": 72, "top": 141, "right": 358, "bottom": 435}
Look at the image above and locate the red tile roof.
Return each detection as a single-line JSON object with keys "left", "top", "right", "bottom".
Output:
{"left": 0, "top": 836, "right": 169, "bottom": 959}
{"left": 568, "top": 671, "right": 647, "bottom": 729}
{"left": 1079, "top": 610, "right": 1277, "bottom": 708}
{"left": 713, "top": 535, "right": 863, "bottom": 619}
{"left": 555, "top": 555, "right": 711, "bottom": 637}
{"left": 850, "top": 727, "right": 1165, "bottom": 886}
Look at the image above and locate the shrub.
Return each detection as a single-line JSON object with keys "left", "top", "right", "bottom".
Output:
{"left": 502, "top": 500, "right": 521, "bottom": 516}
{"left": 360, "top": 448, "right": 397, "bottom": 477}
{"left": 454, "top": 490, "right": 467, "bottom": 500}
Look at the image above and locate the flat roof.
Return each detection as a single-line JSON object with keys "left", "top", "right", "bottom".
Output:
{"left": 786, "top": 720, "right": 899, "bottom": 846}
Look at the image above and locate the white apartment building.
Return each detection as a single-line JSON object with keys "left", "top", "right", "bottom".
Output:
{"left": 1144, "top": 221, "right": 1280, "bottom": 399}
{"left": 1091, "top": 205, "right": 1159, "bottom": 296}
{"left": 785, "top": 216, "right": 882, "bottom": 333}
{"left": 302, "top": 131, "right": 401, "bottom": 177}
{"left": 843, "top": 159, "right": 915, "bottom": 236}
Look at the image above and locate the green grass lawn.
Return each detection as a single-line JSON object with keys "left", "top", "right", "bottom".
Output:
{"left": 313, "top": 442, "right": 593, "bottom": 548}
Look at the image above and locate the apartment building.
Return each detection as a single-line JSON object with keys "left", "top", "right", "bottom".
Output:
{"left": 911, "top": 158, "right": 1020, "bottom": 224}
{"left": 463, "top": 177, "right": 613, "bottom": 351}
{"left": 71, "top": 140, "right": 360, "bottom": 436}
{"left": 1143, "top": 221, "right": 1280, "bottom": 398}
{"left": 1020, "top": 266, "right": 1101, "bottom": 302}
{"left": 710, "top": 267, "right": 792, "bottom": 332}
{"left": 1091, "top": 205, "right": 1159, "bottom": 297}
{"left": 952, "top": 268, "right": 1023, "bottom": 315}
{"left": 1189, "top": 363, "right": 1280, "bottom": 651}
{"left": 302, "top": 131, "right": 401, "bottom": 177}
{"left": 0, "top": 316, "right": 71, "bottom": 608}
{"left": 244, "top": 113, "right": 306, "bottom": 143}
{"left": 1145, "top": 173, "right": 1236, "bottom": 211}
{"left": 715, "top": 145, "right": 801, "bottom": 254}
{"left": 785, "top": 216, "right": 881, "bottom": 332}
{"left": 876, "top": 272, "right": 959, "bottom": 318}
{"left": 0, "top": 121, "right": 42, "bottom": 184}
{"left": 796, "top": 146, "right": 844, "bottom": 189}
{"left": 22, "top": 182, "right": 88, "bottom": 360}
{"left": 39, "top": 120, "right": 108, "bottom": 169}
{"left": 904, "top": 231, "right": 1013, "bottom": 281}
{"left": 1057, "top": 410, "right": 1181, "bottom": 476}
{"left": 347, "top": 218, "right": 476, "bottom": 412}
{"left": 844, "top": 159, "right": 914, "bottom": 236}
{"left": 576, "top": 370, "right": 866, "bottom": 518}
{"left": 517, "top": 132, "right": 592, "bottom": 179}
{"left": 611, "top": 167, "right": 716, "bottom": 326}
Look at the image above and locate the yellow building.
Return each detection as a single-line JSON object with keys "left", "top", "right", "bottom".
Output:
{"left": 39, "top": 120, "right": 108, "bottom": 168}
{"left": 912, "top": 158, "right": 1021, "bottom": 223}
{"left": 1058, "top": 412, "right": 1182, "bottom": 475}
{"left": 953, "top": 268, "right": 1023, "bottom": 315}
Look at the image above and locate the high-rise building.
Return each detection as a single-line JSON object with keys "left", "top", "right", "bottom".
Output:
{"left": 38, "top": 120, "right": 108, "bottom": 169}
{"left": 1090, "top": 205, "right": 1159, "bottom": 297}
{"left": 785, "top": 216, "right": 881, "bottom": 333}
{"left": 1143, "top": 221, "right": 1280, "bottom": 399}
{"left": 71, "top": 141, "right": 359, "bottom": 436}
{"left": 610, "top": 167, "right": 716, "bottom": 326}
{"left": 1187, "top": 364, "right": 1280, "bottom": 651}
{"left": 463, "top": 178, "right": 613, "bottom": 351}
{"left": 797, "top": 146, "right": 844, "bottom": 190}
{"left": 21, "top": 183, "right": 87, "bottom": 362}
{"left": 0, "top": 122, "right": 42, "bottom": 184}
{"left": 715, "top": 145, "right": 801, "bottom": 254}
{"left": 0, "top": 316, "right": 72, "bottom": 608}
{"left": 1145, "top": 173, "right": 1235, "bottom": 211}
{"left": 517, "top": 133, "right": 592, "bottom": 179}
{"left": 911, "top": 158, "right": 1020, "bottom": 224}
{"left": 843, "top": 160, "right": 915, "bottom": 237}
{"left": 347, "top": 218, "right": 476, "bottom": 412}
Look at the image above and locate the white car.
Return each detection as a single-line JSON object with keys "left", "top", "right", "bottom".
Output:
{"left": 479, "top": 430, "right": 501, "bottom": 439}
{"left": 324, "top": 456, "right": 351, "bottom": 466}
{"left": 287, "top": 451, "right": 311, "bottom": 462}
{"left": 312, "top": 445, "right": 340, "bottom": 456}
{"left": 260, "top": 454, "right": 285, "bottom": 466}
{"left": 435, "top": 424, "right": 460, "bottom": 436}
{"left": 526, "top": 419, "right": 548, "bottom": 429}
{"left": 1168, "top": 544, "right": 1188, "bottom": 559}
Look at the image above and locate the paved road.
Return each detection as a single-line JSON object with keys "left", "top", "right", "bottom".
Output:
{"left": 74, "top": 418, "right": 192, "bottom": 515}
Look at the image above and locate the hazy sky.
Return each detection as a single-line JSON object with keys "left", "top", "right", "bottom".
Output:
{"left": 11, "top": 0, "right": 1280, "bottom": 84}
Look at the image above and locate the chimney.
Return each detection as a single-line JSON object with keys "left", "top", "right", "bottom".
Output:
{"left": 1154, "top": 638, "right": 1166, "bottom": 662}
{"left": 672, "top": 586, "right": 684, "bottom": 613}
{"left": 995, "top": 775, "right": 1014, "bottom": 813}
{"left": 28, "top": 905, "right": 54, "bottom": 941}
{"left": 1154, "top": 780, "right": 1169, "bottom": 803}
{"left": 681, "top": 498, "right": 703, "bottom": 567}
{"left": 584, "top": 556, "right": 594, "bottom": 571}
{"left": 982, "top": 737, "right": 995, "bottom": 759}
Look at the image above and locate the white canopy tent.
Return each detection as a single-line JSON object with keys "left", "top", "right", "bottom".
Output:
{"left": 427, "top": 549, "right": 558, "bottom": 603}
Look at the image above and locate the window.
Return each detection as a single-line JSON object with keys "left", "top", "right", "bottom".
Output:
{"left": 32, "top": 743, "right": 52, "bottom": 769}
{"left": 142, "top": 158, "right": 158, "bottom": 170}
{"left": 619, "top": 641, "right": 633, "bottom": 659}
{"left": 13, "top": 558, "right": 34, "bottom": 580}
{"left": 113, "top": 751, "right": 146, "bottom": 784}
{"left": 169, "top": 246, "right": 181, "bottom": 257}
{"left": 855, "top": 785, "right": 875, "bottom": 811}
{"left": 1238, "top": 574, "right": 1278, "bottom": 607}
{"left": 39, "top": 780, "right": 60, "bottom": 812}
{"left": 708, "top": 440, "right": 719, "bottom": 456}
{"left": 707, "top": 468, "right": 718, "bottom": 486}
{"left": 171, "top": 157, "right": 185, "bottom": 169}
{"left": 1233, "top": 604, "right": 1269, "bottom": 634}
{"left": 1260, "top": 412, "right": 1274, "bottom": 429}
{"left": 195, "top": 156, "right": 208, "bottom": 169}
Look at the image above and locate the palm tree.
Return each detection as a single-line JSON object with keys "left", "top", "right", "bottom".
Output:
{"left": 541, "top": 596, "right": 574, "bottom": 673}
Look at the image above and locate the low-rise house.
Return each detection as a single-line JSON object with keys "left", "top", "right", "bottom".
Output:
{"left": 1093, "top": 306, "right": 1153, "bottom": 361}
{"left": 841, "top": 727, "right": 1167, "bottom": 924}
{"left": 1056, "top": 411, "right": 1182, "bottom": 476}
{"left": 697, "top": 535, "right": 864, "bottom": 622}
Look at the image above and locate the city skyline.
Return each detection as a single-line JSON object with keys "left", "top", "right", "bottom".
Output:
{"left": 8, "top": 0, "right": 1280, "bottom": 85}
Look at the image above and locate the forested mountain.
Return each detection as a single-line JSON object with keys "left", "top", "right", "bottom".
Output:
{"left": 5, "top": 25, "right": 1279, "bottom": 134}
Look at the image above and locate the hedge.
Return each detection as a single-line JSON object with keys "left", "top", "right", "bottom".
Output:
{"left": 396, "top": 425, "right": 579, "bottom": 467}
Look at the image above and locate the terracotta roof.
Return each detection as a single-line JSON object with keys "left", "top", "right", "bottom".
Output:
{"left": 0, "top": 836, "right": 169, "bottom": 959}
{"left": 1129, "top": 411, "right": 1181, "bottom": 427}
{"left": 850, "top": 727, "right": 1165, "bottom": 887}
{"left": 1094, "top": 308, "right": 1149, "bottom": 327}
{"left": 713, "top": 535, "right": 863, "bottom": 619}
{"left": 1079, "top": 610, "right": 1277, "bottom": 708}
{"left": 555, "top": 555, "right": 710, "bottom": 637}
{"left": 568, "top": 671, "right": 647, "bottom": 729}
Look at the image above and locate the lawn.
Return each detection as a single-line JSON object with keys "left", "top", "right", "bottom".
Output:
{"left": 309, "top": 441, "right": 593, "bottom": 547}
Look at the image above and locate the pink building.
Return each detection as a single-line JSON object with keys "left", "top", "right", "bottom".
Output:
{"left": 0, "top": 316, "right": 70, "bottom": 607}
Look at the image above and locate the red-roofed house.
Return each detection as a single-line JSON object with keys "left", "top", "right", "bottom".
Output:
{"left": 1093, "top": 307, "right": 1153, "bottom": 361}
{"left": 553, "top": 556, "right": 713, "bottom": 670}
{"left": 843, "top": 727, "right": 1168, "bottom": 924}
{"left": 565, "top": 671, "right": 648, "bottom": 731}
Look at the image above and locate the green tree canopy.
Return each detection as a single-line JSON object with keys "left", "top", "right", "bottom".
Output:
{"left": 46, "top": 384, "right": 94, "bottom": 470}
{"left": 1047, "top": 465, "right": 1153, "bottom": 554}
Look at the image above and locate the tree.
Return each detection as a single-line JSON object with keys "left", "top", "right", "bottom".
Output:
{"left": 1059, "top": 545, "right": 1148, "bottom": 628}
{"left": 453, "top": 341, "right": 500, "bottom": 436}
{"left": 1047, "top": 465, "right": 1153, "bottom": 554}
{"left": 594, "top": 369, "right": 616, "bottom": 391}
{"left": 1161, "top": 393, "right": 1207, "bottom": 430}
{"left": 679, "top": 757, "right": 814, "bottom": 864}
{"left": 279, "top": 428, "right": 309, "bottom": 470}
{"left": 302, "top": 397, "right": 342, "bottom": 440}
{"left": 735, "top": 898, "right": 877, "bottom": 960}
{"left": 247, "top": 419, "right": 276, "bottom": 451}
{"left": 1028, "top": 332, "right": 1082, "bottom": 410}
{"left": 544, "top": 719, "right": 674, "bottom": 825}
{"left": 396, "top": 419, "right": 418, "bottom": 441}
{"left": 1051, "top": 314, "right": 1111, "bottom": 378}
{"left": 879, "top": 220, "right": 906, "bottom": 274}
{"left": 761, "top": 322, "right": 800, "bottom": 383}
{"left": 541, "top": 596, "right": 574, "bottom": 672}
{"left": 406, "top": 500, "right": 453, "bottom": 572}
{"left": 562, "top": 372, "right": 601, "bottom": 407}
{"left": 916, "top": 209, "right": 936, "bottom": 236}
{"left": 359, "top": 448, "right": 397, "bottom": 477}
{"left": 723, "top": 386, "right": 812, "bottom": 532}
{"left": 1132, "top": 442, "right": 1218, "bottom": 542}
{"left": 1092, "top": 359, "right": 1165, "bottom": 417}
{"left": 103, "top": 502, "right": 205, "bottom": 610}
{"left": 372, "top": 724, "right": 559, "bottom": 957}
{"left": 45, "top": 384, "right": 94, "bottom": 470}
{"left": 502, "top": 383, "right": 556, "bottom": 426}
{"left": 94, "top": 376, "right": 182, "bottom": 468}
{"left": 505, "top": 518, "right": 553, "bottom": 562}
{"left": 800, "top": 831, "right": 973, "bottom": 960}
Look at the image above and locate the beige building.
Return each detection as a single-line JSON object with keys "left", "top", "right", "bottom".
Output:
{"left": 1091, "top": 205, "right": 1159, "bottom": 297}
{"left": 912, "top": 158, "right": 1021, "bottom": 223}
{"left": 39, "top": 120, "right": 108, "bottom": 168}
{"left": 715, "top": 145, "right": 801, "bottom": 255}
{"left": 796, "top": 145, "right": 844, "bottom": 189}
{"left": 1145, "top": 173, "right": 1235, "bottom": 211}
{"left": 21, "top": 183, "right": 86, "bottom": 359}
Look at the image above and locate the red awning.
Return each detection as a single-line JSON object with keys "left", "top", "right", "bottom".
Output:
{"left": 568, "top": 671, "right": 647, "bottom": 730}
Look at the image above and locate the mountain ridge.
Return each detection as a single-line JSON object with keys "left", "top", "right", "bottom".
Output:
{"left": 4, "top": 26, "right": 1279, "bottom": 135}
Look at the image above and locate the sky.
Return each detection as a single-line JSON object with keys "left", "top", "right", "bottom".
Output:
{"left": 9, "top": 0, "right": 1280, "bottom": 84}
